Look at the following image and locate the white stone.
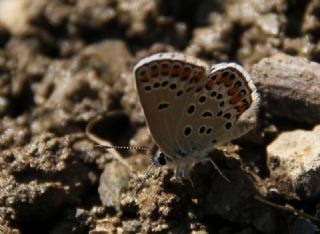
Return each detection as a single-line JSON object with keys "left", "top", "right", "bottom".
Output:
{"left": 267, "top": 125, "right": 320, "bottom": 199}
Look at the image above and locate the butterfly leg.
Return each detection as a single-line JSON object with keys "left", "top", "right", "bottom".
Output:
{"left": 185, "top": 163, "right": 195, "bottom": 187}
{"left": 173, "top": 164, "right": 194, "bottom": 187}
{"left": 156, "top": 167, "right": 161, "bottom": 177}
{"left": 204, "top": 158, "right": 231, "bottom": 183}
{"left": 174, "top": 166, "right": 182, "bottom": 178}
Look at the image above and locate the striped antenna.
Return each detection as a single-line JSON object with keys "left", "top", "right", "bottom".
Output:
{"left": 86, "top": 115, "right": 155, "bottom": 192}
{"left": 95, "top": 144, "right": 152, "bottom": 152}
{"left": 135, "top": 158, "right": 156, "bottom": 194}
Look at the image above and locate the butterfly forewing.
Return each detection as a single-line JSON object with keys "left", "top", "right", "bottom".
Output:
{"left": 134, "top": 53, "right": 210, "bottom": 158}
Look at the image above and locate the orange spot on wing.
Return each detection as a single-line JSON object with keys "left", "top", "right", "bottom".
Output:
{"left": 217, "top": 76, "right": 227, "bottom": 84}
{"left": 140, "top": 75, "right": 149, "bottom": 82}
{"left": 196, "top": 85, "right": 203, "bottom": 92}
{"left": 161, "top": 64, "right": 170, "bottom": 75}
{"left": 224, "top": 78, "right": 233, "bottom": 87}
{"left": 150, "top": 67, "right": 159, "bottom": 77}
{"left": 230, "top": 95, "right": 243, "bottom": 104}
{"left": 235, "top": 104, "right": 249, "bottom": 117}
{"left": 228, "top": 87, "right": 239, "bottom": 96}
{"left": 194, "top": 69, "right": 205, "bottom": 81}
{"left": 181, "top": 67, "right": 192, "bottom": 80}
{"left": 172, "top": 66, "right": 181, "bottom": 76}
{"left": 205, "top": 80, "right": 214, "bottom": 90}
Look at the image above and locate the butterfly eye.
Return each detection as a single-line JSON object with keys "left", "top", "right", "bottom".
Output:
{"left": 156, "top": 153, "right": 167, "bottom": 166}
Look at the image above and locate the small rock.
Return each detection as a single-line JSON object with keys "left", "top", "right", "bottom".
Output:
{"left": 122, "top": 220, "right": 141, "bottom": 233}
{"left": 117, "top": 0, "right": 188, "bottom": 47}
{"left": 251, "top": 53, "right": 320, "bottom": 124}
{"left": 89, "top": 216, "right": 121, "bottom": 233}
{"left": 228, "top": 2, "right": 281, "bottom": 36}
{"left": 98, "top": 161, "right": 132, "bottom": 210}
{"left": 267, "top": 125, "right": 320, "bottom": 200}
{"left": 185, "top": 14, "right": 233, "bottom": 61}
{"left": 282, "top": 37, "right": 314, "bottom": 57}
{"left": 238, "top": 27, "right": 281, "bottom": 67}
{"left": 81, "top": 40, "right": 133, "bottom": 86}
{"left": 302, "top": 0, "right": 320, "bottom": 35}
{"left": 0, "top": 0, "right": 30, "bottom": 35}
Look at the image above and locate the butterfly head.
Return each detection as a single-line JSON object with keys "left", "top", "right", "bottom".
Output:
{"left": 152, "top": 151, "right": 168, "bottom": 167}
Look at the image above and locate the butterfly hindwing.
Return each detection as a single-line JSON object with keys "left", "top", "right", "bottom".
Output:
{"left": 175, "top": 63, "right": 259, "bottom": 154}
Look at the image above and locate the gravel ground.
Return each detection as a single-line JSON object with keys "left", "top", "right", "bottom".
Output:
{"left": 0, "top": 0, "right": 320, "bottom": 233}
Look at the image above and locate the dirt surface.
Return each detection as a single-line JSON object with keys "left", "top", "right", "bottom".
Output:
{"left": 0, "top": 0, "right": 320, "bottom": 233}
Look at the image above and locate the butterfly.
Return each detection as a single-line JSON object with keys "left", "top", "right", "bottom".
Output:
{"left": 133, "top": 52, "right": 259, "bottom": 181}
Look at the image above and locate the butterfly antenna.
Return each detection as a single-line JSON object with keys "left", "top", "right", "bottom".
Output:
{"left": 86, "top": 116, "right": 152, "bottom": 151}
{"left": 86, "top": 116, "right": 152, "bottom": 173}
{"left": 95, "top": 144, "right": 152, "bottom": 152}
{"left": 135, "top": 159, "right": 156, "bottom": 194}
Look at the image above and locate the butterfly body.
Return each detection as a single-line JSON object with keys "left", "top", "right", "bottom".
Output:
{"left": 134, "top": 52, "right": 259, "bottom": 178}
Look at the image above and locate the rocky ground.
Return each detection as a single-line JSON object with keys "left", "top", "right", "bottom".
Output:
{"left": 0, "top": 0, "right": 320, "bottom": 233}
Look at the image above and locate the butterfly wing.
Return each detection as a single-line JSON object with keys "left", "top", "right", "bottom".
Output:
{"left": 134, "top": 53, "right": 210, "bottom": 159}
{"left": 207, "top": 63, "right": 259, "bottom": 145}
{"left": 134, "top": 52, "right": 259, "bottom": 161}
{"left": 174, "top": 62, "right": 259, "bottom": 155}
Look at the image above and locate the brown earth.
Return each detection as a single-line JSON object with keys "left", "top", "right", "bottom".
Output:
{"left": 0, "top": 0, "right": 319, "bottom": 233}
